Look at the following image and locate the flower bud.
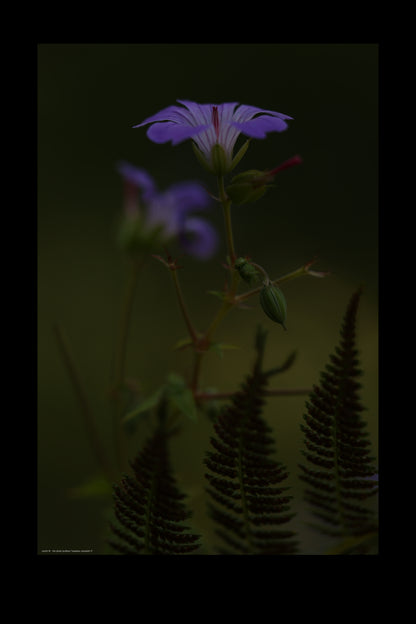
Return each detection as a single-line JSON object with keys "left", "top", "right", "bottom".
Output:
{"left": 117, "top": 215, "right": 164, "bottom": 254}
{"left": 225, "top": 170, "right": 270, "bottom": 205}
{"left": 235, "top": 257, "right": 259, "bottom": 285}
{"left": 259, "top": 283, "right": 287, "bottom": 329}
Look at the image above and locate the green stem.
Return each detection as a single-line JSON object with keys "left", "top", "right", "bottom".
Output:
{"left": 235, "top": 263, "right": 316, "bottom": 304}
{"left": 195, "top": 387, "right": 312, "bottom": 401}
{"left": 113, "top": 255, "right": 145, "bottom": 392}
{"left": 200, "top": 264, "right": 312, "bottom": 373}
{"left": 111, "top": 253, "right": 146, "bottom": 472}
{"left": 170, "top": 268, "right": 199, "bottom": 345}
{"left": 218, "top": 175, "right": 237, "bottom": 266}
{"left": 54, "top": 323, "right": 115, "bottom": 483}
{"left": 204, "top": 299, "right": 233, "bottom": 342}
{"left": 187, "top": 177, "right": 239, "bottom": 394}
{"left": 191, "top": 351, "right": 203, "bottom": 393}
{"left": 169, "top": 265, "right": 203, "bottom": 393}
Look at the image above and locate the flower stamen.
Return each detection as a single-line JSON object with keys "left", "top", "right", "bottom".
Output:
{"left": 212, "top": 106, "right": 220, "bottom": 141}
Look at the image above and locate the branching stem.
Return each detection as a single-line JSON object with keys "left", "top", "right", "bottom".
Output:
{"left": 218, "top": 175, "right": 237, "bottom": 266}
{"left": 195, "top": 387, "right": 312, "bottom": 401}
{"left": 170, "top": 267, "right": 199, "bottom": 345}
{"left": 111, "top": 253, "right": 146, "bottom": 472}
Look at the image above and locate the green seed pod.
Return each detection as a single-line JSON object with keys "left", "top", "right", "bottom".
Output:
{"left": 235, "top": 257, "right": 259, "bottom": 285}
{"left": 259, "top": 284, "right": 287, "bottom": 330}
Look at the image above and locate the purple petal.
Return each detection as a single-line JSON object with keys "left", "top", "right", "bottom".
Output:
{"left": 146, "top": 121, "right": 209, "bottom": 145}
{"left": 145, "top": 182, "right": 211, "bottom": 239}
{"left": 232, "top": 115, "right": 290, "bottom": 139}
{"left": 133, "top": 101, "right": 293, "bottom": 149}
{"left": 145, "top": 194, "right": 180, "bottom": 238}
{"left": 233, "top": 104, "right": 293, "bottom": 123}
{"left": 133, "top": 104, "right": 197, "bottom": 127}
{"left": 116, "top": 161, "right": 157, "bottom": 201}
{"left": 164, "top": 182, "right": 211, "bottom": 215}
{"left": 179, "top": 217, "right": 218, "bottom": 260}
{"left": 176, "top": 100, "right": 214, "bottom": 125}
{"left": 133, "top": 101, "right": 210, "bottom": 145}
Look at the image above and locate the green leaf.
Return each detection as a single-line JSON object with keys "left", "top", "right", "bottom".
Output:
{"left": 209, "top": 342, "right": 239, "bottom": 359}
{"left": 123, "top": 374, "right": 199, "bottom": 426}
{"left": 230, "top": 139, "right": 250, "bottom": 171}
{"left": 207, "top": 290, "right": 226, "bottom": 301}
{"left": 166, "top": 373, "right": 198, "bottom": 422}
{"left": 68, "top": 476, "right": 112, "bottom": 500}
{"left": 192, "top": 141, "right": 213, "bottom": 173}
{"left": 122, "top": 386, "right": 164, "bottom": 425}
{"left": 173, "top": 337, "right": 193, "bottom": 351}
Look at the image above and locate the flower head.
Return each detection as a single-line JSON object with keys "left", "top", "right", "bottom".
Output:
{"left": 134, "top": 100, "right": 293, "bottom": 174}
{"left": 117, "top": 161, "right": 218, "bottom": 259}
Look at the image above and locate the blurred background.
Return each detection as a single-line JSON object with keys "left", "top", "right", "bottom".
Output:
{"left": 38, "top": 43, "right": 378, "bottom": 554}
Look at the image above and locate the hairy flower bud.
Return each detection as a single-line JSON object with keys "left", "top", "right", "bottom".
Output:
{"left": 259, "top": 283, "right": 287, "bottom": 329}
{"left": 117, "top": 216, "right": 164, "bottom": 254}
{"left": 235, "top": 257, "right": 259, "bottom": 285}
{"left": 226, "top": 170, "right": 270, "bottom": 205}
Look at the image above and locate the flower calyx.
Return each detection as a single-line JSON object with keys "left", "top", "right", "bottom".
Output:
{"left": 225, "top": 169, "right": 270, "bottom": 205}
{"left": 118, "top": 215, "right": 166, "bottom": 255}
{"left": 192, "top": 141, "right": 231, "bottom": 176}
{"left": 226, "top": 155, "right": 302, "bottom": 206}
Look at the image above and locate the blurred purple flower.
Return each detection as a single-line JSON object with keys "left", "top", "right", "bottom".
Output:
{"left": 117, "top": 161, "right": 218, "bottom": 259}
{"left": 134, "top": 100, "right": 293, "bottom": 172}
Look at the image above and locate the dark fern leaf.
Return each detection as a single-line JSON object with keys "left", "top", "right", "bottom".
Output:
{"left": 205, "top": 326, "right": 298, "bottom": 555}
{"left": 299, "top": 288, "right": 378, "bottom": 542}
{"left": 109, "top": 411, "right": 201, "bottom": 555}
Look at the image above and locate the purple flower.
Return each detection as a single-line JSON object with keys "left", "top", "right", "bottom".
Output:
{"left": 117, "top": 161, "right": 218, "bottom": 259}
{"left": 133, "top": 100, "right": 293, "bottom": 173}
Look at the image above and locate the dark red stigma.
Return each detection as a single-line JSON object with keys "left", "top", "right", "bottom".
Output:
{"left": 212, "top": 106, "right": 220, "bottom": 140}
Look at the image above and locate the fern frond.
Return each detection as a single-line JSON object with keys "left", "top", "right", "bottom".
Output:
{"left": 205, "top": 326, "right": 298, "bottom": 555}
{"left": 299, "top": 288, "right": 378, "bottom": 540}
{"left": 109, "top": 414, "right": 201, "bottom": 555}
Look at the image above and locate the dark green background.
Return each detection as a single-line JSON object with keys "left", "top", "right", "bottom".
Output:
{"left": 38, "top": 43, "right": 378, "bottom": 554}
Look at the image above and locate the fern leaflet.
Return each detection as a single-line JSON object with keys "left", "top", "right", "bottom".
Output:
{"left": 299, "top": 288, "right": 378, "bottom": 541}
{"left": 205, "top": 326, "right": 298, "bottom": 555}
{"left": 109, "top": 408, "right": 201, "bottom": 555}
